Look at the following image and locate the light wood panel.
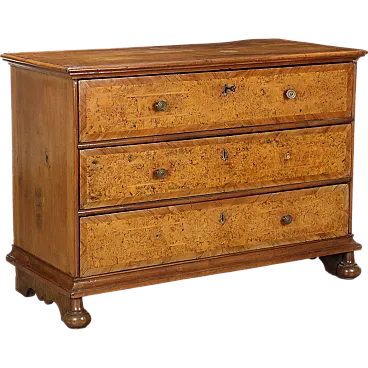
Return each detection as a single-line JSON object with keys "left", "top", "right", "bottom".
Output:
{"left": 80, "top": 125, "right": 352, "bottom": 209}
{"left": 77, "top": 118, "right": 354, "bottom": 150}
{"left": 79, "top": 64, "right": 353, "bottom": 142}
{"left": 78, "top": 179, "right": 350, "bottom": 217}
{"left": 80, "top": 185, "right": 349, "bottom": 276}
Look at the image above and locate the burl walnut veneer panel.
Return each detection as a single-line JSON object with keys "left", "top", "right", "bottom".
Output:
{"left": 79, "top": 63, "right": 353, "bottom": 142}
{"left": 80, "top": 184, "right": 349, "bottom": 276}
{"left": 80, "top": 124, "right": 352, "bottom": 209}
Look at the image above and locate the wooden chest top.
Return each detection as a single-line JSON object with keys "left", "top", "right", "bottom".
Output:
{"left": 2, "top": 39, "right": 366, "bottom": 78}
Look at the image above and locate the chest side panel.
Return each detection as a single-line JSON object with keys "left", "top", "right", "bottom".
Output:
{"left": 11, "top": 67, "right": 78, "bottom": 276}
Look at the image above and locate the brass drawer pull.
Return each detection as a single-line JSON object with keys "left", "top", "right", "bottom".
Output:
{"left": 222, "top": 84, "right": 236, "bottom": 96}
{"left": 154, "top": 101, "right": 168, "bottom": 111}
{"left": 154, "top": 168, "right": 168, "bottom": 179}
{"left": 281, "top": 215, "right": 293, "bottom": 225}
{"left": 285, "top": 89, "right": 297, "bottom": 99}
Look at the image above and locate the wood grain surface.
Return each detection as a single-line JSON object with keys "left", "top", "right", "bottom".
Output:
{"left": 77, "top": 118, "right": 354, "bottom": 150}
{"left": 2, "top": 39, "right": 366, "bottom": 78}
{"left": 80, "top": 184, "right": 349, "bottom": 276}
{"left": 78, "top": 179, "right": 350, "bottom": 217}
{"left": 79, "top": 64, "right": 353, "bottom": 142}
{"left": 11, "top": 67, "right": 78, "bottom": 276}
{"left": 80, "top": 125, "right": 352, "bottom": 209}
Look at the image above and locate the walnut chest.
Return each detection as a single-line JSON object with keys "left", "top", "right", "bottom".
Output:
{"left": 2, "top": 39, "right": 366, "bottom": 328}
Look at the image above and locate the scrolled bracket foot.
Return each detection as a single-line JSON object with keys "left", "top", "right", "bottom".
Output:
{"left": 15, "top": 268, "right": 91, "bottom": 328}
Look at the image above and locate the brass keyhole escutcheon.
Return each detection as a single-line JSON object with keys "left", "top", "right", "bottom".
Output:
{"left": 219, "top": 212, "right": 227, "bottom": 225}
{"left": 221, "top": 148, "right": 229, "bottom": 161}
{"left": 222, "top": 84, "right": 236, "bottom": 96}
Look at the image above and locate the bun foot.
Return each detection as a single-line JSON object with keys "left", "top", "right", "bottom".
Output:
{"left": 62, "top": 310, "right": 91, "bottom": 329}
{"left": 62, "top": 299, "right": 91, "bottom": 329}
{"left": 62, "top": 298, "right": 92, "bottom": 330}
{"left": 320, "top": 252, "right": 361, "bottom": 279}
{"left": 336, "top": 252, "right": 361, "bottom": 279}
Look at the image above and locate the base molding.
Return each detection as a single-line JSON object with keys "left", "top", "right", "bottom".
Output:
{"left": 7, "top": 235, "right": 362, "bottom": 299}
{"left": 6, "top": 246, "right": 74, "bottom": 296}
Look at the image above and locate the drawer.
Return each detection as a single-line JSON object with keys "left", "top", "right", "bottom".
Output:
{"left": 80, "top": 125, "right": 352, "bottom": 209}
{"left": 80, "top": 184, "right": 349, "bottom": 276}
{"left": 79, "top": 63, "right": 353, "bottom": 142}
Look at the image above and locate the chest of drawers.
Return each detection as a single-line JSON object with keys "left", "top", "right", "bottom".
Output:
{"left": 2, "top": 39, "right": 366, "bottom": 328}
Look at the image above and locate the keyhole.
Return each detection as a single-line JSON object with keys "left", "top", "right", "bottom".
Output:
{"left": 219, "top": 212, "right": 227, "bottom": 225}
{"left": 222, "top": 149, "right": 229, "bottom": 161}
{"left": 222, "top": 84, "right": 236, "bottom": 96}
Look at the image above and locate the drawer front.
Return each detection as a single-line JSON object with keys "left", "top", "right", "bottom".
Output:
{"left": 80, "top": 125, "right": 351, "bottom": 209}
{"left": 79, "top": 63, "right": 353, "bottom": 142}
{"left": 80, "top": 185, "right": 349, "bottom": 276}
